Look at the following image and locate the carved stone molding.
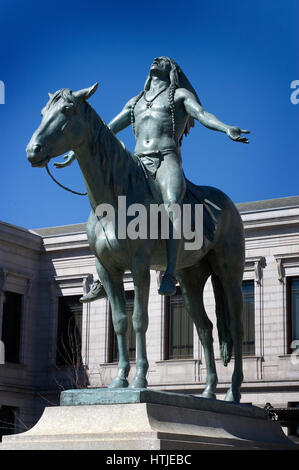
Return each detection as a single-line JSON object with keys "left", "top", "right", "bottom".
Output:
{"left": 52, "top": 273, "right": 94, "bottom": 294}
{"left": 274, "top": 253, "right": 299, "bottom": 283}
{"left": 244, "top": 256, "right": 265, "bottom": 284}
{"left": 0, "top": 267, "right": 34, "bottom": 298}
{"left": 276, "top": 258, "right": 284, "bottom": 283}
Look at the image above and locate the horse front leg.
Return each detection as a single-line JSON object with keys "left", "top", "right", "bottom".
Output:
{"left": 95, "top": 260, "right": 130, "bottom": 388}
{"left": 129, "top": 256, "right": 150, "bottom": 389}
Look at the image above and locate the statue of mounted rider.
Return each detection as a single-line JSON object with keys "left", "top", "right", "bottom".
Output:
{"left": 26, "top": 57, "right": 249, "bottom": 402}
{"left": 56, "top": 57, "right": 249, "bottom": 301}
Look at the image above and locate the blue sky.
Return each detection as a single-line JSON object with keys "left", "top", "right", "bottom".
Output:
{"left": 0, "top": 0, "right": 298, "bottom": 229}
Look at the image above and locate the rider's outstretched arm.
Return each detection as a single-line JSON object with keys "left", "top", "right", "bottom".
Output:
{"left": 182, "top": 89, "right": 230, "bottom": 133}
{"left": 108, "top": 96, "right": 137, "bottom": 134}
{"left": 182, "top": 89, "right": 249, "bottom": 143}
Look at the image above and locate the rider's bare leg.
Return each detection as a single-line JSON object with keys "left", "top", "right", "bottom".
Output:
{"left": 156, "top": 152, "right": 186, "bottom": 296}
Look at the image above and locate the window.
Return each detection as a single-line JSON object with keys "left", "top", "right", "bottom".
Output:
{"left": 0, "top": 406, "right": 17, "bottom": 441}
{"left": 242, "top": 281, "right": 255, "bottom": 355}
{"left": 165, "top": 287, "right": 193, "bottom": 360}
{"left": 287, "top": 403, "right": 299, "bottom": 437}
{"left": 1, "top": 292, "right": 23, "bottom": 364}
{"left": 288, "top": 277, "right": 299, "bottom": 352}
{"left": 109, "top": 290, "right": 136, "bottom": 362}
{"left": 56, "top": 296, "right": 83, "bottom": 366}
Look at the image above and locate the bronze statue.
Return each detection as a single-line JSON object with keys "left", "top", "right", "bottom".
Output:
{"left": 26, "top": 57, "right": 249, "bottom": 402}
{"left": 59, "top": 57, "right": 248, "bottom": 300}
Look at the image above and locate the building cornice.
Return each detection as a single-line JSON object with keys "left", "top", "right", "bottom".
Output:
{"left": 0, "top": 221, "right": 42, "bottom": 253}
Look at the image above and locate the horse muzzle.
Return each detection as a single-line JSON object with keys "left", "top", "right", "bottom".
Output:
{"left": 26, "top": 143, "right": 49, "bottom": 167}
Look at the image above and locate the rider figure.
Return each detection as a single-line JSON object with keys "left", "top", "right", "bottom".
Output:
{"left": 60, "top": 57, "right": 249, "bottom": 301}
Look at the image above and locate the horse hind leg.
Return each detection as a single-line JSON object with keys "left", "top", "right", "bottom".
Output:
{"left": 177, "top": 261, "right": 218, "bottom": 399}
{"left": 211, "top": 273, "right": 233, "bottom": 368}
{"left": 214, "top": 269, "right": 244, "bottom": 403}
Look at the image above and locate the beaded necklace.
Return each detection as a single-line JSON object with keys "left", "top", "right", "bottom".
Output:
{"left": 143, "top": 86, "right": 168, "bottom": 108}
{"left": 131, "top": 85, "right": 177, "bottom": 142}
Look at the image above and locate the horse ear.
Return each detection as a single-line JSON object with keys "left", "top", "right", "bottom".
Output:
{"left": 73, "top": 83, "right": 99, "bottom": 101}
{"left": 48, "top": 92, "right": 53, "bottom": 99}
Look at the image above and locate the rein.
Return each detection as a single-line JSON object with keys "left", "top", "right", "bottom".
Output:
{"left": 45, "top": 163, "right": 87, "bottom": 196}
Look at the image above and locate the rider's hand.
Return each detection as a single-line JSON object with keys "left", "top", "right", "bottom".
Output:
{"left": 54, "top": 151, "right": 75, "bottom": 168}
{"left": 226, "top": 126, "right": 250, "bottom": 144}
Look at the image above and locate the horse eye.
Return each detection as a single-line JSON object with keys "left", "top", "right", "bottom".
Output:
{"left": 62, "top": 105, "right": 74, "bottom": 113}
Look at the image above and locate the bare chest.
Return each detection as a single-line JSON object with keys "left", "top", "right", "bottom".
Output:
{"left": 134, "top": 93, "right": 170, "bottom": 117}
{"left": 134, "top": 92, "right": 187, "bottom": 129}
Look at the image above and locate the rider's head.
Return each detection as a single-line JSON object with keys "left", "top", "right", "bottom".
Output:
{"left": 149, "top": 57, "right": 172, "bottom": 80}
{"left": 144, "top": 57, "right": 201, "bottom": 145}
{"left": 146, "top": 56, "right": 180, "bottom": 90}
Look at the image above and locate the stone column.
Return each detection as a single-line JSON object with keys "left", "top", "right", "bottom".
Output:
{"left": 81, "top": 274, "right": 93, "bottom": 366}
{"left": 0, "top": 269, "right": 8, "bottom": 333}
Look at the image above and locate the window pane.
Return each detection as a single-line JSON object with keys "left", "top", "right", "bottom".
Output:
{"left": 291, "top": 278, "right": 299, "bottom": 347}
{"left": 112, "top": 291, "right": 136, "bottom": 362}
{"left": 1, "top": 292, "right": 22, "bottom": 364}
{"left": 0, "top": 406, "right": 17, "bottom": 441}
{"left": 56, "top": 296, "right": 83, "bottom": 366}
{"left": 168, "top": 288, "right": 193, "bottom": 359}
{"left": 242, "top": 281, "right": 255, "bottom": 355}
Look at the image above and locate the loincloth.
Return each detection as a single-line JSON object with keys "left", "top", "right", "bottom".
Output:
{"left": 135, "top": 148, "right": 181, "bottom": 179}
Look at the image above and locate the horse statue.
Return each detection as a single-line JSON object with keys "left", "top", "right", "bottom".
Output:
{"left": 26, "top": 84, "right": 245, "bottom": 402}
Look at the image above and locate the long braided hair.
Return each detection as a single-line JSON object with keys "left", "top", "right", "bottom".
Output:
{"left": 131, "top": 57, "right": 201, "bottom": 146}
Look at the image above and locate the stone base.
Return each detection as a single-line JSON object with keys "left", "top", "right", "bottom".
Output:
{"left": 1, "top": 389, "right": 296, "bottom": 450}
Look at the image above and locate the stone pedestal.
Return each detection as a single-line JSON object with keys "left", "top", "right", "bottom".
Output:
{"left": 0, "top": 389, "right": 296, "bottom": 450}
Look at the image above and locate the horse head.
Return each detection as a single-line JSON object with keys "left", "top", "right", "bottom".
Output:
{"left": 26, "top": 83, "right": 98, "bottom": 167}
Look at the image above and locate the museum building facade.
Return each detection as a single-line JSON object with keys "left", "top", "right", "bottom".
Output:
{"left": 0, "top": 195, "right": 299, "bottom": 438}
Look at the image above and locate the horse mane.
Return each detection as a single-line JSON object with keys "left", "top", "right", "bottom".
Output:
{"left": 84, "top": 102, "right": 145, "bottom": 197}
{"left": 48, "top": 88, "right": 145, "bottom": 197}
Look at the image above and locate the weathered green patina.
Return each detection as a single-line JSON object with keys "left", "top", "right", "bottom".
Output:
{"left": 26, "top": 58, "right": 249, "bottom": 402}
{"left": 60, "top": 388, "right": 267, "bottom": 420}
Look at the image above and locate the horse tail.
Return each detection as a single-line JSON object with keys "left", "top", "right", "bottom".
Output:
{"left": 211, "top": 273, "right": 233, "bottom": 366}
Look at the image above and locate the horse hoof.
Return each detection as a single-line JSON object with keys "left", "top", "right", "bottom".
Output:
{"left": 158, "top": 273, "right": 177, "bottom": 296}
{"left": 224, "top": 388, "right": 241, "bottom": 403}
{"left": 108, "top": 377, "right": 129, "bottom": 388}
{"left": 128, "top": 377, "right": 148, "bottom": 389}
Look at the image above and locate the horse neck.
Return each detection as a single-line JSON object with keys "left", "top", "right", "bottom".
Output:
{"left": 75, "top": 104, "right": 147, "bottom": 212}
{"left": 74, "top": 106, "right": 118, "bottom": 211}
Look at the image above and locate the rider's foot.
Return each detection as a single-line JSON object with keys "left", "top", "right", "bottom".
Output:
{"left": 158, "top": 272, "right": 177, "bottom": 296}
{"left": 79, "top": 280, "right": 107, "bottom": 303}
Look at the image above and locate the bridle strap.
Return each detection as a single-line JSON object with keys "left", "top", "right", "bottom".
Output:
{"left": 45, "top": 163, "right": 87, "bottom": 196}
